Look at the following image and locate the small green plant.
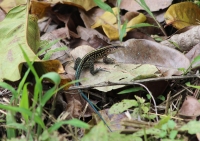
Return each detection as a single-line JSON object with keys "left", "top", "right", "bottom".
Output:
{"left": 132, "top": 96, "right": 157, "bottom": 120}
{"left": 0, "top": 45, "right": 89, "bottom": 140}
{"left": 109, "top": 95, "right": 156, "bottom": 120}
{"left": 159, "top": 120, "right": 178, "bottom": 140}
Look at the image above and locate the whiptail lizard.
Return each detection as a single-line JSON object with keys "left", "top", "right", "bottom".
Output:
{"left": 74, "top": 44, "right": 124, "bottom": 131}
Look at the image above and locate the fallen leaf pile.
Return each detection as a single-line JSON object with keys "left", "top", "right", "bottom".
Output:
{"left": 1, "top": 0, "right": 200, "bottom": 140}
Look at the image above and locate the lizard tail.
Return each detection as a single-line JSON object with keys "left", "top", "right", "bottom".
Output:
{"left": 79, "top": 90, "right": 112, "bottom": 132}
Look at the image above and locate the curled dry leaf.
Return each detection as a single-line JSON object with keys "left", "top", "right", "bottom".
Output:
{"left": 165, "top": 2, "right": 200, "bottom": 29}
{"left": 179, "top": 96, "right": 200, "bottom": 119}
{"left": 161, "top": 26, "right": 200, "bottom": 51}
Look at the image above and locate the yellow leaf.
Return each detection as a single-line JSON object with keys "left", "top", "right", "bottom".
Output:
{"left": 102, "top": 13, "right": 146, "bottom": 40}
{"left": 102, "top": 24, "right": 120, "bottom": 40}
{"left": 91, "top": 7, "right": 119, "bottom": 29}
{"left": 126, "top": 13, "right": 146, "bottom": 32}
{"left": 164, "top": 2, "right": 200, "bottom": 29}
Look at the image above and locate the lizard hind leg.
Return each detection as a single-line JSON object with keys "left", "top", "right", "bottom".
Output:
{"left": 89, "top": 60, "right": 108, "bottom": 75}
{"left": 74, "top": 57, "right": 81, "bottom": 70}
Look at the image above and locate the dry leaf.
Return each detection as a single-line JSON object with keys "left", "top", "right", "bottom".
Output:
{"left": 108, "top": 0, "right": 172, "bottom": 12}
{"left": 102, "top": 23, "right": 119, "bottom": 41}
{"left": 126, "top": 13, "right": 146, "bottom": 32}
{"left": 31, "top": 1, "right": 51, "bottom": 19}
{"left": 179, "top": 96, "right": 200, "bottom": 119}
{"left": 0, "top": 9, "right": 5, "bottom": 22}
{"left": 161, "top": 26, "right": 200, "bottom": 51}
{"left": 55, "top": 0, "right": 101, "bottom": 11}
{"left": 77, "top": 26, "right": 109, "bottom": 43}
{"left": 165, "top": 2, "right": 200, "bottom": 29}
{"left": 91, "top": 7, "right": 119, "bottom": 29}
{"left": 79, "top": 8, "right": 104, "bottom": 28}
{"left": 92, "top": 8, "right": 147, "bottom": 40}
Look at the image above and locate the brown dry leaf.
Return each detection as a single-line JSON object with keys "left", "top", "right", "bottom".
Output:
{"left": 59, "top": 74, "right": 72, "bottom": 90}
{"left": 0, "top": 0, "right": 26, "bottom": 12}
{"left": 185, "top": 43, "right": 200, "bottom": 69}
{"left": 0, "top": 8, "right": 5, "bottom": 22}
{"left": 66, "top": 98, "right": 82, "bottom": 118}
{"left": 179, "top": 96, "right": 200, "bottom": 119}
{"left": 34, "top": 60, "right": 65, "bottom": 77}
{"left": 77, "top": 26, "right": 109, "bottom": 44}
{"left": 40, "top": 29, "right": 71, "bottom": 64}
{"left": 108, "top": 0, "right": 172, "bottom": 12}
{"left": 161, "top": 26, "right": 200, "bottom": 51}
{"left": 55, "top": 12, "right": 81, "bottom": 38}
{"left": 63, "top": 90, "right": 94, "bottom": 118}
{"left": 31, "top": 0, "right": 51, "bottom": 19}
{"left": 164, "top": 2, "right": 200, "bottom": 29}
{"left": 52, "top": 0, "right": 102, "bottom": 11}
{"left": 120, "top": 39, "right": 190, "bottom": 70}
{"left": 87, "top": 109, "right": 128, "bottom": 131}
{"left": 79, "top": 8, "right": 104, "bottom": 28}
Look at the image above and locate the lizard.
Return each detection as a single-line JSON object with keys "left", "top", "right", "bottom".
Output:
{"left": 74, "top": 44, "right": 124, "bottom": 131}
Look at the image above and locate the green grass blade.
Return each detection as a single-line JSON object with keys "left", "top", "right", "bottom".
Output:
{"left": 119, "top": 21, "right": 127, "bottom": 42}
{"left": 48, "top": 119, "right": 89, "bottom": 133}
{"left": 191, "top": 55, "right": 200, "bottom": 65}
{"left": 0, "top": 104, "right": 45, "bottom": 129}
{"left": 93, "top": 0, "right": 114, "bottom": 14}
{"left": 19, "top": 82, "right": 30, "bottom": 122}
{"left": 19, "top": 45, "right": 41, "bottom": 108}
{"left": 127, "top": 23, "right": 158, "bottom": 29}
{"left": 6, "top": 111, "right": 16, "bottom": 139}
{"left": 118, "top": 87, "right": 144, "bottom": 94}
{"left": 40, "top": 72, "right": 60, "bottom": 106}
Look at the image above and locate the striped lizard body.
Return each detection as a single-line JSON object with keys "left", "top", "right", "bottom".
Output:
{"left": 75, "top": 44, "right": 124, "bottom": 131}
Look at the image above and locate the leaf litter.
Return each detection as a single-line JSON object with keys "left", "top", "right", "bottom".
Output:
{"left": 1, "top": 0, "right": 200, "bottom": 140}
